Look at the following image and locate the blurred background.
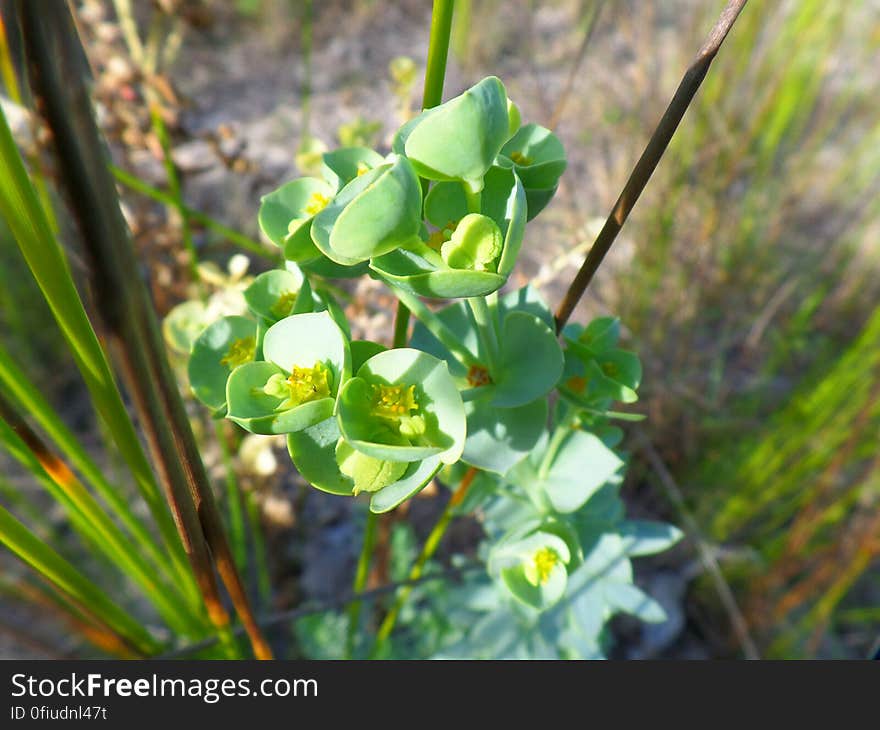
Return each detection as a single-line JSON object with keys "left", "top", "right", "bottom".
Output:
{"left": 1, "top": 0, "right": 879, "bottom": 658}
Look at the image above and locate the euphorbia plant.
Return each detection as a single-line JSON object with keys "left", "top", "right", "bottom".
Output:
{"left": 174, "top": 64, "right": 680, "bottom": 658}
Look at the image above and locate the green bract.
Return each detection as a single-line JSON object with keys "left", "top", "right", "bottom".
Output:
{"left": 286, "top": 416, "right": 444, "bottom": 513}
{"left": 337, "top": 348, "right": 466, "bottom": 465}
{"left": 188, "top": 315, "right": 257, "bottom": 414}
{"left": 320, "top": 146, "right": 385, "bottom": 191}
{"left": 500, "top": 123, "right": 567, "bottom": 220}
{"left": 258, "top": 176, "right": 335, "bottom": 262}
{"left": 225, "top": 311, "right": 350, "bottom": 435}
{"left": 371, "top": 165, "right": 526, "bottom": 298}
{"left": 397, "top": 76, "right": 511, "bottom": 193}
{"left": 243, "top": 265, "right": 312, "bottom": 324}
{"left": 163, "top": 299, "right": 209, "bottom": 356}
{"left": 311, "top": 155, "right": 422, "bottom": 266}
{"left": 560, "top": 319, "right": 643, "bottom": 409}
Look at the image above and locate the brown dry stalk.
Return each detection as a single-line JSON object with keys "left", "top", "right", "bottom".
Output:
{"left": 554, "top": 0, "right": 749, "bottom": 329}
{"left": 16, "top": 2, "right": 271, "bottom": 658}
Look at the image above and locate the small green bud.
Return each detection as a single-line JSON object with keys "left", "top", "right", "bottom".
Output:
{"left": 335, "top": 439, "right": 408, "bottom": 495}
{"left": 441, "top": 213, "right": 503, "bottom": 271}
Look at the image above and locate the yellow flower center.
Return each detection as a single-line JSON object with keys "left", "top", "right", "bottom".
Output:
{"left": 220, "top": 336, "right": 256, "bottom": 369}
{"left": 285, "top": 362, "right": 331, "bottom": 406}
{"left": 509, "top": 150, "right": 533, "bottom": 166}
{"left": 427, "top": 219, "right": 459, "bottom": 251}
{"left": 531, "top": 547, "right": 560, "bottom": 585}
{"left": 370, "top": 383, "right": 418, "bottom": 420}
{"left": 304, "top": 191, "right": 331, "bottom": 217}
{"left": 270, "top": 290, "right": 298, "bottom": 319}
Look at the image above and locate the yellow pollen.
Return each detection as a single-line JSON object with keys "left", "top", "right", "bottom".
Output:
{"left": 509, "top": 150, "right": 533, "bottom": 166}
{"left": 304, "top": 191, "right": 331, "bottom": 216}
{"left": 532, "top": 547, "right": 560, "bottom": 585}
{"left": 467, "top": 364, "right": 492, "bottom": 387}
{"left": 370, "top": 383, "right": 418, "bottom": 421}
{"left": 285, "top": 362, "right": 331, "bottom": 406}
{"left": 270, "top": 290, "right": 298, "bottom": 319}
{"left": 220, "top": 336, "right": 255, "bottom": 369}
{"left": 427, "top": 219, "right": 459, "bottom": 251}
{"left": 356, "top": 162, "right": 370, "bottom": 176}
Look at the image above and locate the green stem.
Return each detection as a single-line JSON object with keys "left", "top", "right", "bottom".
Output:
{"left": 392, "top": 302, "right": 411, "bottom": 350}
{"left": 397, "top": 0, "right": 455, "bottom": 340}
{"left": 371, "top": 466, "right": 477, "bottom": 657}
{"left": 380, "top": 276, "right": 479, "bottom": 369}
{"left": 346, "top": 509, "right": 379, "bottom": 658}
{"left": 467, "top": 296, "right": 501, "bottom": 374}
{"left": 246, "top": 491, "right": 271, "bottom": 607}
{"left": 149, "top": 103, "right": 199, "bottom": 282}
{"left": 421, "top": 0, "right": 455, "bottom": 110}
{"left": 464, "top": 187, "right": 482, "bottom": 214}
{"left": 538, "top": 409, "right": 579, "bottom": 480}
{"left": 111, "top": 165, "right": 274, "bottom": 260}
{"left": 216, "top": 422, "right": 247, "bottom": 574}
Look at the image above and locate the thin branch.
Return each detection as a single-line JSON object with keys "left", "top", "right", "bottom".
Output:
{"left": 554, "top": 0, "right": 749, "bottom": 329}
{"left": 636, "top": 432, "right": 760, "bottom": 660}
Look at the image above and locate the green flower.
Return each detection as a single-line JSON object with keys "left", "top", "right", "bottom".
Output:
{"left": 258, "top": 177, "right": 336, "bottom": 262}
{"left": 225, "top": 311, "right": 350, "bottom": 435}
{"left": 489, "top": 523, "right": 576, "bottom": 610}
{"left": 500, "top": 123, "right": 567, "bottom": 220}
{"left": 337, "top": 348, "right": 466, "bottom": 464}
{"left": 243, "top": 263, "right": 313, "bottom": 324}
{"left": 188, "top": 315, "right": 258, "bottom": 414}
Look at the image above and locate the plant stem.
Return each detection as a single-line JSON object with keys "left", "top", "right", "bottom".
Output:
{"left": 371, "top": 466, "right": 477, "bottom": 656}
{"left": 464, "top": 187, "right": 481, "bottom": 214}
{"left": 149, "top": 102, "right": 199, "bottom": 282}
{"left": 393, "top": 0, "right": 456, "bottom": 353}
{"left": 111, "top": 165, "right": 275, "bottom": 260}
{"left": 346, "top": 509, "right": 378, "bottom": 658}
{"left": 379, "top": 276, "right": 480, "bottom": 369}
{"left": 554, "top": 0, "right": 749, "bottom": 329}
{"left": 467, "top": 296, "right": 500, "bottom": 375}
{"left": 216, "top": 421, "right": 247, "bottom": 574}
{"left": 421, "top": 0, "right": 455, "bottom": 110}
{"left": 392, "top": 302, "right": 410, "bottom": 350}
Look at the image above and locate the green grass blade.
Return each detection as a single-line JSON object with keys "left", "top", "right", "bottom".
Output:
{"left": 0, "top": 103, "right": 196, "bottom": 593}
{"left": 0, "top": 502, "right": 162, "bottom": 655}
